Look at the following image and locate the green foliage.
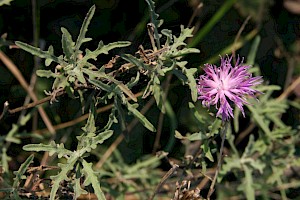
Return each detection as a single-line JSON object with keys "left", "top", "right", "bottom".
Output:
{"left": 22, "top": 106, "right": 113, "bottom": 199}
{"left": 1, "top": 0, "right": 299, "bottom": 200}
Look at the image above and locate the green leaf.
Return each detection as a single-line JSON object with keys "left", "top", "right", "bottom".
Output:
{"left": 171, "top": 26, "right": 194, "bottom": 51}
{"left": 88, "top": 78, "right": 113, "bottom": 92}
{"left": 15, "top": 41, "right": 65, "bottom": 66}
{"left": 175, "top": 130, "right": 207, "bottom": 141}
{"left": 84, "top": 69, "right": 137, "bottom": 102}
{"left": 239, "top": 165, "right": 255, "bottom": 200}
{"left": 82, "top": 102, "right": 96, "bottom": 135}
{"left": 207, "top": 118, "right": 222, "bottom": 137}
{"left": 121, "top": 53, "right": 152, "bottom": 71}
{"left": 36, "top": 69, "right": 59, "bottom": 78}
{"left": 0, "top": 0, "right": 13, "bottom": 6}
{"left": 79, "top": 41, "right": 131, "bottom": 66}
{"left": 13, "top": 154, "right": 34, "bottom": 188}
{"left": 74, "top": 5, "right": 96, "bottom": 53}
{"left": 126, "top": 102, "right": 156, "bottom": 132}
{"left": 5, "top": 124, "right": 21, "bottom": 144}
{"left": 23, "top": 141, "right": 73, "bottom": 158}
{"left": 247, "top": 105, "right": 271, "bottom": 136}
{"left": 176, "top": 61, "right": 198, "bottom": 102}
{"left": 82, "top": 159, "right": 106, "bottom": 200}
{"left": 61, "top": 27, "right": 75, "bottom": 61}
{"left": 153, "top": 78, "right": 166, "bottom": 113}
{"left": 169, "top": 48, "right": 200, "bottom": 58}
{"left": 145, "top": 0, "right": 161, "bottom": 49}
{"left": 201, "top": 142, "right": 214, "bottom": 162}
{"left": 50, "top": 157, "right": 78, "bottom": 200}
{"left": 74, "top": 177, "right": 87, "bottom": 199}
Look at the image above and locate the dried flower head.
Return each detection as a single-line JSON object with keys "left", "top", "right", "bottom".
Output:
{"left": 197, "top": 55, "right": 263, "bottom": 121}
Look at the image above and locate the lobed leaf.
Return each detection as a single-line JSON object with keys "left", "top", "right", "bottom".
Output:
{"left": 15, "top": 41, "right": 65, "bottom": 66}
{"left": 50, "top": 157, "right": 78, "bottom": 200}
{"left": 61, "top": 27, "right": 75, "bottom": 61}
{"left": 74, "top": 5, "right": 96, "bottom": 53}
{"left": 82, "top": 159, "right": 106, "bottom": 200}
{"left": 23, "top": 141, "right": 73, "bottom": 158}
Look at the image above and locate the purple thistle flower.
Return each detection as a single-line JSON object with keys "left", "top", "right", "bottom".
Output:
{"left": 197, "top": 55, "right": 263, "bottom": 121}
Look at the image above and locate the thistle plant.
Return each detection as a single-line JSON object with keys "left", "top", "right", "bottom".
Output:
{"left": 1, "top": 1, "right": 300, "bottom": 200}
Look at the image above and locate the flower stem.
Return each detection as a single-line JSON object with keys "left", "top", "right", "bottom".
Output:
{"left": 207, "top": 121, "right": 229, "bottom": 199}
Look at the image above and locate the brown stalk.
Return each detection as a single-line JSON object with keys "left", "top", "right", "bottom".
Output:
{"left": 0, "top": 50, "right": 56, "bottom": 134}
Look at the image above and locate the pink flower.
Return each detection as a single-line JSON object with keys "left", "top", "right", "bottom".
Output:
{"left": 197, "top": 55, "right": 263, "bottom": 121}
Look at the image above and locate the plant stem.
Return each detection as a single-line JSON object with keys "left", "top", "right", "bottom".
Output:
{"left": 207, "top": 121, "right": 229, "bottom": 199}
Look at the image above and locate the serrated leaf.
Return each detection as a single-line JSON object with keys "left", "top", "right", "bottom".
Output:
{"left": 15, "top": 41, "right": 65, "bottom": 65}
{"left": 61, "top": 27, "right": 75, "bottom": 61}
{"left": 23, "top": 141, "right": 73, "bottom": 158}
{"left": 171, "top": 26, "right": 194, "bottom": 51}
{"left": 13, "top": 154, "right": 34, "bottom": 188}
{"left": 82, "top": 102, "right": 96, "bottom": 135}
{"left": 126, "top": 102, "right": 156, "bottom": 132}
{"left": 50, "top": 157, "right": 78, "bottom": 200}
{"left": 74, "top": 5, "right": 96, "bottom": 53}
{"left": 79, "top": 41, "right": 131, "bottom": 66}
{"left": 74, "top": 177, "right": 87, "bottom": 199}
{"left": 169, "top": 47, "right": 200, "bottom": 58}
{"left": 36, "top": 69, "right": 58, "bottom": 78}
{"left": 176, "top": 61, "right": 198, "bottom": 102}
{"left": 145, "top": 0, "right": 161, "bottom": 49}
{"left": 82, "top": 159, "right": 106, "bottom": 200}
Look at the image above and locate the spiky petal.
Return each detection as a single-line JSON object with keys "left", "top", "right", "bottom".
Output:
{"left": 197, "top": 55, "right": 263, "bottom": 121}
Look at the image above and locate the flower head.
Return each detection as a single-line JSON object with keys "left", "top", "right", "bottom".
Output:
{"left": 197, "top": 55, "right": 263, "bottom": 121}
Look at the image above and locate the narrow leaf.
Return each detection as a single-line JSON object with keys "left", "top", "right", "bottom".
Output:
{"left": 13, "top": 154, "right": 34, "bottom": 188}
{"left": 15, "top": 41, "right": 65, "bottom": 65}
{"left": 82, "top": 159, "right": 106, "bottom": 200}
{"left": 50, "top": 157, "right": 78, "bottom": 200}
{"left": 145, "top": 0, "right": 161, "bottom": 49}
{"left": 126, "top": 102, "right": 156, "bottom": 132}
{"left": 23, "top": 141, "right": 73, "bottom": 158}
{"left": 75, "top": 5, "right": 96, "bottom": 52}
{"left": 61, "top": 27, "right": 75, "bottom": 61}
{"left": 36, "top": 69, "right": 58, "bottom": 78}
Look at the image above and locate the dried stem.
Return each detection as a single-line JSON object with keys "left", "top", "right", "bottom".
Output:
{"left": 232, "top": 15, "right": 251, "bottom": 61}
{"left": 0, "top": 50, "right": 56, "bottom": 134}
{"left": 207, "top": 121, "right": 228, "bottom": 199}
{"left": 187, "top": 2, "right": 203, "bottom": 28}
{"left": 7, "top": 90, "right": 65, "bottom": 114}
{"left": 149, "top": 164, "right": 179, "bottom": 200}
